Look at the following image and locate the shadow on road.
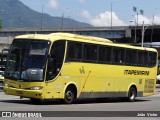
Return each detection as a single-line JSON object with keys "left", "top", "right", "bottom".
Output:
{"left": 0, "top": 97, "right": 151, "bottom": 105}
{"left": 73, "top": 98, "right": 150, "bottom": 105}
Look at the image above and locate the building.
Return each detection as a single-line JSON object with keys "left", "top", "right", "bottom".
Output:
{"left": 1, "top": 25, "right": 160, "bottom": 52}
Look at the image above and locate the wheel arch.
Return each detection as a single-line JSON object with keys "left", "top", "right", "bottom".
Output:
{"left": 127, "top": 84, "right": 138, "bottom": 102}
{"left": 63, "top": 82, "right": 78, "bottom": 99}
{"left": 128, "top": 84, "right": 137, "bottom": 96}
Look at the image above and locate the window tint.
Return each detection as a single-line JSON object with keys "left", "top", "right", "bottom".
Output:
{"left": 65, "top": 41, "right": 157, "bottom": 68}
{"left": 99, "top": 46, "right": 111, "bottom": 63}
{"left": 144, "top": 52, "right": 149, "bottom": 66}
{"left": 84, "top": 44, "right": 98, "bottom": 61}
{"left": 126, "top": 49, "right": 137, "bottom": 65}
{"left": 148, "top": 52, "right": 157, "bottom": 67}
{"left": 137, "top": 51, "right": 148, "bottom": 66}
{"left": 112, "top": 47, "right": 125, "bottom": 64}
{"left": 67, "top": 42, "right": 82, "bottom": 61}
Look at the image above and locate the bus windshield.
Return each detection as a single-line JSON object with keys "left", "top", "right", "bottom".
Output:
{"left": 5, "top": 39, "right": 50, "bottom": 81}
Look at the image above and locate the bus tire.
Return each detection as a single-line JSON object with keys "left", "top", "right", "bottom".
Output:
{"left": 64, "top": 87, "right": 75, "bottom": 104}
{"left": 127, "top": 87, "right": 137, "bottom": 102}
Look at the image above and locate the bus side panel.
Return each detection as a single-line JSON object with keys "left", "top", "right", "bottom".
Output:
{"left": 143, "top": 79, "right": 156, "bottom": 96}
{"left": 45, "top": 79, "right": 62, "bottom": 99}
{"left": 143, "top": 66, "right": 157, "bottom": 96}
{"left": 51, "top": 62, "right": 157, "bottom": 99}
{"left": 48, "top": 63, "right": 82, "bottom": 99}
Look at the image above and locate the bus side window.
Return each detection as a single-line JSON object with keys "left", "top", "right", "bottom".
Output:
{"left": 84, "top": 44, "right": 98, "bottom": 62}
{"left": 98, "top": 46, "right": 111, "bottom": 63}
{"left": 137, "top": 51, "right": 149, "bottom": 67}
{"left": 125, "top": 49, "right": 137, "bottom": 65}
{"left": 66, "top": 41, "right": 82, "bottom": 61}
{"left": 112, "top": 47, "right": 125, "bottom": 64}
{"left": 148, "top": 52, "right": 157, "bottom": 67}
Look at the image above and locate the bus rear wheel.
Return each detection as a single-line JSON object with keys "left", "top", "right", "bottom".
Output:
{"left": 127, "top": 87, "right": 137, "bottom": 102}
{"left": 64, "top": 88, "right": 75, "bottom": 104}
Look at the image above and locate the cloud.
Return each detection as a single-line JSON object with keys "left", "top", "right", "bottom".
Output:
{"left": 138, "top": 15, "right": 150, "bottom": 24}
{"left": 81, "top": 10, "right": 92, "bottom": 19}
{"left": 81, "top": 10, "right": 160, "bottom": 26}
{"left": 153, "top": 16, "right": 160, "bottom": 25}
{"left": 130, "top": 15, "right": 150, "bottom": 25}
{"left": 48, "top": 0, "right": 58, "bottom": 9}
{"left": 81, "top": 11, "right": 127, "bottom": 26}
{"left": 130, "top": 15, "right": 160, "bottom": 25}
{"left": 92, "top": 11, "right": 126, "bottom": 26}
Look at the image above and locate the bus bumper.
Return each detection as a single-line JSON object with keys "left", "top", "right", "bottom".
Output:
{"left": 3, "top": 86, "right": 44, "bottom": 99}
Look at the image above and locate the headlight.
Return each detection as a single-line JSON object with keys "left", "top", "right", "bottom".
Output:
{"left": 30, "top": 86, "right": 43, "bottom": 90}
{"left": 5, "top": 83, "right": 10, "bottom": 87}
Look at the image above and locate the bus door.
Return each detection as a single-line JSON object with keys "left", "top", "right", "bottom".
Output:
{"left": 45, "top": 40, "right": 66, "bottom": 98}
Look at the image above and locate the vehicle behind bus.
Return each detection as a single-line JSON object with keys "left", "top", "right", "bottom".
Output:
{"left": 0, "top": 49, "right": 8, "bottom": 88}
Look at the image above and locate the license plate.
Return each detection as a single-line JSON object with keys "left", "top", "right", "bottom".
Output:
{"left": 16, "top": 91, "right": 23, "bottom": 95}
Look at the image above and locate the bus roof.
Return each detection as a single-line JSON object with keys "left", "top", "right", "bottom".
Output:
{"left": 15, "top": 32, "right": 157, "bottom": 52}
{"left": 49, "top": 33, "right": 113, "bottom": 43}
{"left": 15, "top": 32, "right": 112, "bottom": 43}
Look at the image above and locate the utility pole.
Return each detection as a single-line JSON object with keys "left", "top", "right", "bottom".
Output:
{"left": 141, "top": 21, "right": 151, "bottom": 47}
{"left": 61, "top": 8, "right": 69, "bottom": 31}
{"left": 61, "top": 12, "right": 64, "bottom": 31}
{"left": 111, "top": 2, "right": 113, "bottom": 29}
{"left": 41, "top": 5, "right": 43, "bottom": 30}
{"left": 141, "top": 21, "right": 145, "bottom": 47}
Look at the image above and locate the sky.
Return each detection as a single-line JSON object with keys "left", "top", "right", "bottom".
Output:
{"left": 19, "top": 0, "right": 160, "bottom": 26}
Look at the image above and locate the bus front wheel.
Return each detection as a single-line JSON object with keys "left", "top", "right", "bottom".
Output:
{"left": 64, "top": 88, "right": 75, "bottom": 104}
{"left": 127, "top": 87, "right": 137, "bottom": 102}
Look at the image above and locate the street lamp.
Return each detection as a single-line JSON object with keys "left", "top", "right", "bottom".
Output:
{"left": 133, "top": 6, "right": 144, "bottom": 26}
{"left": 61, "top": 8, "right": 69, "bottom": 31}
{"left": 68, "top": 16, "right": 76, "bottom": 34}
{"left": 130, "top": 15, "right": 137, "bottom": 43}
{"left": 41, "top": 5, "right": 44, "bottom": 30}
{"left": 141, "top": 21, "right": 151, "bottom": 47}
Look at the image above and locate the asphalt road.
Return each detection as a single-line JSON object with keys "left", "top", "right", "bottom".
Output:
{"left": 0, "top": 88, "right": 160, "bottom": 120}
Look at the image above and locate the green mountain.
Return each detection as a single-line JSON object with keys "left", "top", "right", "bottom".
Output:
{"left": 0, "top": 0, "right": 92, "bottom": 28}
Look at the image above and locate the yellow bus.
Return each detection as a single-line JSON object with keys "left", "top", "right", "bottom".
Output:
{"left": 3, "top": 33, "right": 157, "bottom": 104}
